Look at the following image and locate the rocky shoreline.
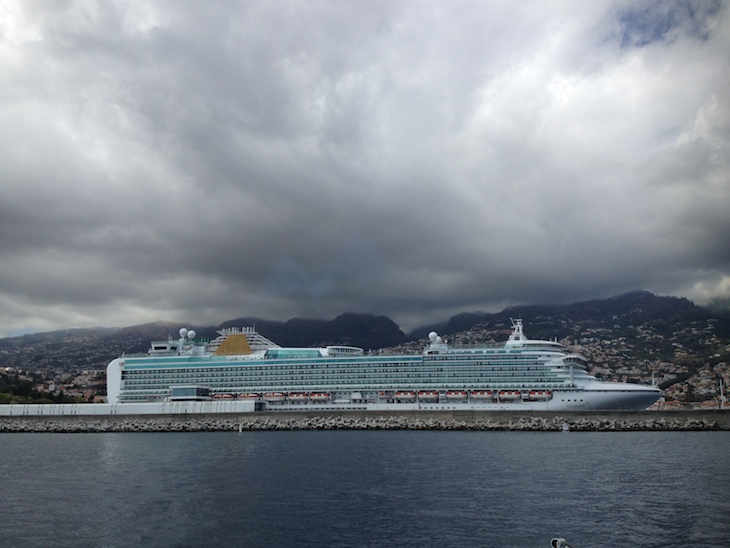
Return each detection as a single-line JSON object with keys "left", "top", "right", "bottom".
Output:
{"left": 1, "top": 413, "right": 726, "bottom": 433}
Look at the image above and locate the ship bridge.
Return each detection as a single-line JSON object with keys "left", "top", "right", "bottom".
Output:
{"left": 504, "top": 319, "right": 563, "bottom": 351}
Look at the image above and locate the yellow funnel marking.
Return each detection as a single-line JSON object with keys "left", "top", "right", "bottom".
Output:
{"left": 213, "top": 333, "right": 252, "bottom": 356}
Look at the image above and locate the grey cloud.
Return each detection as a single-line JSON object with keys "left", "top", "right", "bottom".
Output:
{"left": 0, "top": 1, "right": 728, "bottom": 337}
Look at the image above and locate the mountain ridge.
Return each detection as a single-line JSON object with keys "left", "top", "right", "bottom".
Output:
{"left": 1, "top": 291, "right": 728, "bottom": 374}
{"left": 2, "top": 291, "right": 729, "bottom": 405}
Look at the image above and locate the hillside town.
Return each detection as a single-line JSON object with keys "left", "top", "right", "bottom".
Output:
{"left": 1, "top": 294, "right": 729, "bottom": 408}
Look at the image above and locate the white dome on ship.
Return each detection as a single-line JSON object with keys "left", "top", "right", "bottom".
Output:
{"left": 187, "top": 330, "right": 196, "bottom": 340}
{"left": 179, "top": 328, "right": 188, "bottom": 338}
{"left": 428, "top": 331, "right": 438, "bottom": 342}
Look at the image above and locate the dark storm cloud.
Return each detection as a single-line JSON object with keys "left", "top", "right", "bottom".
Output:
{"left": 1, "top": 0, "right": 729, "bottom": 337}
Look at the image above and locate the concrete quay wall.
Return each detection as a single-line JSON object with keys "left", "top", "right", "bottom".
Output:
{"left": 1, "top": 410, "right": 728, "bottom": 433}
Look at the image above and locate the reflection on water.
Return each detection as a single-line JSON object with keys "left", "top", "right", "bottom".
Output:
{"left": 1, "top": 431, "right": 728, "bottom": 547}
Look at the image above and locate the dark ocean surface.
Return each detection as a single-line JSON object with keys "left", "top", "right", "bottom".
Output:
{"left": 1, "top": 430, "right": 728, "bottom": 547}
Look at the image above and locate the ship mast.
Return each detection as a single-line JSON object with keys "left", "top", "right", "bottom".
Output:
{"left": 720, "top": 378, "right": 726, "bottom": 411}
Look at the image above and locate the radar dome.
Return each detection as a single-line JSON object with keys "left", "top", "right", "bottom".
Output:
{"left": 428, "top": 331, "right": 438, "bottom": 342}
{"left": 187, "top": 330, "right": 196, "bottom": 340}
{"left": 179, "top": 328, "right": 188, "bottom": 338}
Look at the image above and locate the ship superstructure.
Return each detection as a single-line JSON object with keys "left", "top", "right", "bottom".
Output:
{"left": 106, "top": 320, "right": 662, "bottom": 410}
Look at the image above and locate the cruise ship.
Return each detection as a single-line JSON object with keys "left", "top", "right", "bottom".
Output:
{"left": 106, "top": 319, "right": 661, "bottom": 411}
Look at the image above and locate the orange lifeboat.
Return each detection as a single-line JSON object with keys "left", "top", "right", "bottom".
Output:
{"left": 309, "top": 392, "right": 330, "bottom": 402}
{"left": 528, "top": 390, "right": 552, "bottom": 400}
{"left": 471, "top": 390, "right": 494, "bottom": 400}
{"left": 288, "top": 392, "right": 309, "bottom": 402}
{"left": 395, "top": 391, "right": 416, "bottom": 401}
{"left": 212, "top": 393, "right": 234, "bottom": 400}
{"left": 238, "top": 393, "right": 261, "bottom": 400}
{"left": 417, "top": 390, "right": 439, "bottom": 402}
{"left": 498, "top": 390, "right": 522, "bottom": 400}
{"left": 446, "top": 390, "right": 468, "bottom": 400}
{"left": 264, "top": 392, "right": 286, "bottom": 402}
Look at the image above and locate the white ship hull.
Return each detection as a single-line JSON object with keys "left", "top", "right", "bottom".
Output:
{"left": 258, "top": 386, "right": 661, "bottom": 412}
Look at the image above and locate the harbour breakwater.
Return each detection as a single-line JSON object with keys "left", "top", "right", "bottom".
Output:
{"left": 1, "top": 410, "right": 728, "bottom": 433}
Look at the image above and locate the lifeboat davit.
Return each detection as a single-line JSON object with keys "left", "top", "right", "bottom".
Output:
{"left": 395, "top": 391, "right": 416, "bottom": 401}
{"left": 417, "top": 390, "right": 439, "bottom": 402}
{"left": 471, "top": 390, "right": 494, "bottom": 400}
{"left": 446, "top": 390, "right": 468, "bottom": 400}
{"left": 498, "top": 390, "right": 522, "bottom": 400}
{"left": 309, "top": 392, "right": 330, "bottom": 402}
{"left": 264, "top": 392, "right": 286, "bottom": 402}
{"left": 288, "top": 392, "right": 309, "bottom": 402}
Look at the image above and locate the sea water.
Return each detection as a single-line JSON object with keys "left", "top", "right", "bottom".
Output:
{"left": 1, "top": 431, "right": 728, "bottom": 547}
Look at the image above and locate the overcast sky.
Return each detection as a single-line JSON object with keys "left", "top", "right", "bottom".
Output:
{"left": 1, "top": 0, "right": 729, "bottom": 337}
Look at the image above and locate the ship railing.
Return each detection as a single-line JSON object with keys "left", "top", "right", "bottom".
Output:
{"left": 143, "top": 383, "right": 578, "bottom": 395}
{"left": 424, "top": 342, "right": 502, "bottom": 350}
